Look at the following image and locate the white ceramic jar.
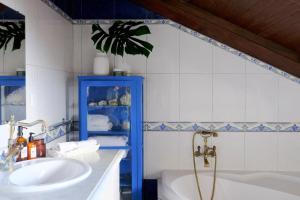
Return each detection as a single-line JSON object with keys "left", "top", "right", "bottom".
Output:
{"left": 93, "top": 52, "right": 110, "bottom": 75}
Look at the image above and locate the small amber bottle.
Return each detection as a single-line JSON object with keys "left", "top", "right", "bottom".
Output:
{"left": 27, "top": 132, "right": 37, "bottom": 160}
{"left": 16, "top": 126, "right": 27, "bottom": 162}
{"left": 36, "top": 139, "right": 46, "bottom": 158}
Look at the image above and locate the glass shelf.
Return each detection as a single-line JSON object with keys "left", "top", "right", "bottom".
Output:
{"left": 88, "top": 130, "right": 129, "bottom": 136}
{"left": 88, "top": 105, "right": 130, "bottom": 112}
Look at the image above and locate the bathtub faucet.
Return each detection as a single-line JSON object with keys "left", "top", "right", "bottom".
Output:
{"left": 193, "top": 131, "right": 217, "bottom": 168}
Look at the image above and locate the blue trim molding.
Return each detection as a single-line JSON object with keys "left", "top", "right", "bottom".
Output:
{"left": 144, "top": 122, "right": 300, "bottom": 132}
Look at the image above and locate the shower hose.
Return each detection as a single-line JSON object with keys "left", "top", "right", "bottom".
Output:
{"left": 192, "top": 132, "right": 217, "bottom": 200}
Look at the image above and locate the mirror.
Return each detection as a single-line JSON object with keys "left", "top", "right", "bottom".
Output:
{"left": 0, "top": 3, "right": 25, "bottom": 124}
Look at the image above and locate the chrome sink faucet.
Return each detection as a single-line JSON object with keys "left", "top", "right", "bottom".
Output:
{"left": 1, "top": 115, "right": 48, "bottom": 171}
{"left": 193, "top": 131, "right": 218, "bottom": 167}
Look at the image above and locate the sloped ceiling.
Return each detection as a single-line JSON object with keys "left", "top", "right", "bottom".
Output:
{"left": 133, "top": 0, "right": 300, "bottom": 78}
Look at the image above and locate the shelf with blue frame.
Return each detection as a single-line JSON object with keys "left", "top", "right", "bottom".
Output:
{"left": 79, "top": 76, "right": 143, "bottom": 200}
{"left": 88, "top": 130, "right": 130, "bottom": 136}
{"left": 99, "top": 146, "right": 131, "bottom": 150}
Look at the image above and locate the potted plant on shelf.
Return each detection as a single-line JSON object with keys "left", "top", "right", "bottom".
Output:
{"left": 91, "top": 20, "right": 153, "bottom": 75}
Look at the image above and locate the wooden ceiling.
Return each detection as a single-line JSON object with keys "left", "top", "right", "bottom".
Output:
{"left": 133, "top": 0, "right": 300, "bottom": 77}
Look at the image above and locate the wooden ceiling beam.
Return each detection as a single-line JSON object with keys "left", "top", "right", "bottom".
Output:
{"left": 133, "top": 0, "right": 300, "bottom": 78}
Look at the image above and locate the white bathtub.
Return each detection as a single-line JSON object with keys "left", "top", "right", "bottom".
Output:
{"left": 158, "top": 170, "right": 300, "bottom": 200}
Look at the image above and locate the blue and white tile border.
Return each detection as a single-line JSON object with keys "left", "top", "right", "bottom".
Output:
{"left": 144, "top": 122, "right": 300, "bottom": 132}
{"left": 35, "top": 120, "right": 72, "bottom": 143}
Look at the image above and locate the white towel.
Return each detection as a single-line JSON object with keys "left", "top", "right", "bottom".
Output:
{"left": 90, "top": 136, "right": 128, "bottom": 147}
{"left": 58, "top": 139, "right": 97, "bottom": 153}
{"left": 48, "top": 139, "right": 100, "bottom": 158}
{"left": 88, "top": 114, "right": 113, "bottom": 131}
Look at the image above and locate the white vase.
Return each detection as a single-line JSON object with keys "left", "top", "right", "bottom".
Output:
{"left": 93, "top": 52, "right": 110, "bottom": 75}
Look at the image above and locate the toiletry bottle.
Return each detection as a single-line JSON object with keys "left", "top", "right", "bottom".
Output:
{"left": 16, "top": 126, "right": 27, "bottom": 162}
{"left": 27, "top": 133, "right": 37, "bottom": 160}
{"left": 36, "top": 139, "right": 46, "bottom": 158}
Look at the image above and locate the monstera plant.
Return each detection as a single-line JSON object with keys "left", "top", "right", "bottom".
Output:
{"left": 91, "top": 21, "right": 153, "bottom": 58}
{"left": 0, "top": 21, "right": 25, "bottom": 52}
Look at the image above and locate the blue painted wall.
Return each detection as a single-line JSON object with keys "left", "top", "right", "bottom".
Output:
{"left": 0, "top": 4, "right": 24, "bottom": 20}
{"left": 49, "top": 0, "right": 163, "bottom": 19}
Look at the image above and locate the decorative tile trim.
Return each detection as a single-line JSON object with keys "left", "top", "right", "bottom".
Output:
{"left": 144, "top": 122, "right": 300, "bottom": 132}
{"left": 40, "top": 0, "right": 73, "bottom": 23}
{"left": 35, "top": 120, "right": 72, "bottom": 143}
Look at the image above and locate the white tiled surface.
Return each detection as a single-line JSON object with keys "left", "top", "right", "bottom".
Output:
{"left": 246, "top": 74, "right": 278, "bottom": 122}
{"left": 147, "top": 24, "right": 179, "bottom": 74}
{"left": 278, "top": 76, "right": 300, "bottom": 121}
{"left": 180, "top": 31, "right": 213, "bottom": 74}
{"left": 214, "top": 46, "right": 245, "bottom": 74}
{"left": 71, "top": 23, "right": 300, "bottom": 177}
{"left": 180, "top": 74, "right": 212, "bottom": 121}
{"left": 278, "top": 133, "right": 300, "bottom": 171}
{"left": 245, "top": 132, "right": 277, "bottom": 170}
{"left": 144, "top": 131, "right": 180, "bottom": 179}
{"left": 212, "top": 132, "right": 245, "bottom": 170}
{"left": 147, "top": 74, "right": 180, "bottom": 121}
{"left": 213, "top": 74, "right": 246, "bottom": 121}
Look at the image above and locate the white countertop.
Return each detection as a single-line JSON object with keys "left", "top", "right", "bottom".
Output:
{"left": 0, "top": 150, "right": 126, "bottom": 200}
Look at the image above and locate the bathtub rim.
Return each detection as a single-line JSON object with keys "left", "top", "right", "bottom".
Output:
{"left": 158, "top": 169, "right": 300, "bottom": 200}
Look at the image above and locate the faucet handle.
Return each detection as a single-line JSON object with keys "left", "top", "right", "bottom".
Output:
{"left": 196, "top": 131, "right": 218, "bottom": 138}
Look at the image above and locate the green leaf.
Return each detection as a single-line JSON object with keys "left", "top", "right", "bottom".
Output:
{"left": 130, "top": 37, "right": 153, "bottom": 51}
{"left": 91, "top": 21, "right": 153, "bottom": 58}
{"left": 91, "top": 32, "right": 104, "bottom": 44}
{"left": 111, "top": 39, "right": 119, "bottom": 55}
{"left": 125, "top": 40, "right": 150, "bottom": 57}
{"left": 96, "top": 34, "right": 109, "bottom": 51}
{"left": 130, "top": 25, "right": 151, "bottom": 36}
{"left": 103, "top": 36, "right": 113, "bottom": 53}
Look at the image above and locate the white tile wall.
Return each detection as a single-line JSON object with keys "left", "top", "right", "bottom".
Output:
{"left": 278, "top": 76, "right": 300, "bottom": 121}
{"left": 180, "top": 74, "right": 212, "bottom": 121}
{"left": 214, "top": 46, "right": 245, "bottom": 74}
{"left": 144, "top": 131, "right": 180, "bottom": 179}
{"left": 213, "top": 74, "right": 246, "bottom": 121}
{"left": 278, "top": 133, "right": 300, "bottom": 171}
{"left": 147, "top": 74, "right": 179, "bottom": 121}
{"left": 212, "top": 132, "right": 245, "bottom": 170}
{"left": 245, "top": 132, "right": 277, "bottom": 170}
{"left": 73, "top": 23, "right": 300, "bottom": 177}
{"left": 180, "top": 31, "right": 213, "bottom": 74}
{"left": 147, "top": 24, "right": 179, "bottom": 74}
{"left": 246, "top": 74, "right": 278, "bottom": 122}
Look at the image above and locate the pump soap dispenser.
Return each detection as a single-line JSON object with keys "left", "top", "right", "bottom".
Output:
{"left": 27, "top": 132, "right": 37, "bottom": 160}
{"left": 16, "top": 126, "right": 27, "bottom": 162}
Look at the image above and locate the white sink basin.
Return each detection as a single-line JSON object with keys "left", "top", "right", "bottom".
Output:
{"left": 3, "top": 158, "right": 92, "bottom": 192}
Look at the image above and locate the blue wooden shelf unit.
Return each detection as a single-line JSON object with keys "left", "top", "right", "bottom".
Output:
{"left": 0, "top": 76, "right": 25, "bottom": 124}
{"left": 78, "top": 76, "right": 143, "bottom": 200}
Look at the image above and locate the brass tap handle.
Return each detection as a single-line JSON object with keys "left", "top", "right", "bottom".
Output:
{"left": 196, "top": 131, "right": 218, "bottom": 138}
